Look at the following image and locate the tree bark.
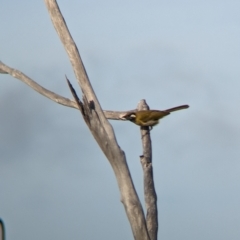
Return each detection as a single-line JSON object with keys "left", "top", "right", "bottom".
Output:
{"left": 138, "top": 100, "right": 158, "bottom": 240}
{"left": 0, "top": 1, "right": 160, "bottom": 239}
{"left": 0, "top": 61, "right": 136, "bottom": 120}
{"left": 43, "top": 1, "right": 151, "bottom": 239}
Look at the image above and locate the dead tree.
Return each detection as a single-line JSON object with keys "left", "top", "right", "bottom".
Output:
{"left": 0, "top": 1, "right": 178, "bottom": 239}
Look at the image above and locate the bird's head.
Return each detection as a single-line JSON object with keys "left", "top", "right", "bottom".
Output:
{"left": 120, "top": 112, "right": 136, "bottom": 122}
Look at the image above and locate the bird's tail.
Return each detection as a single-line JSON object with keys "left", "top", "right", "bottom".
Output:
{"left": 164, "top": 105, "right": 189, "bottom": 113}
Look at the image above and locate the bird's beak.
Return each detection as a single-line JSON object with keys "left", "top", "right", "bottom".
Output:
{"left": 120, "top": 114, "right": 128, "bottom": 120}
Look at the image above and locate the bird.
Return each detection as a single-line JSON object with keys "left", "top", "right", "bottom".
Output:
{"left": 121, "top": 105, "right": 189, "bottom": 127}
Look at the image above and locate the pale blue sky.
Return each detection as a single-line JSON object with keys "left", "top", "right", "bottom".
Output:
{"left": 1, "top": 1, "right": 240, "bottom": 240}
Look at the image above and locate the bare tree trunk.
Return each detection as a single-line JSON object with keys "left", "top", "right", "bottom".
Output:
{"left": 0, "top": 0, "right": 161, "bottom": 239}
{"left": 138, "top": 100, "right": 158, "bottom": 240}
{"left": 43, "top": 1, "right": 152, "bottom": 239}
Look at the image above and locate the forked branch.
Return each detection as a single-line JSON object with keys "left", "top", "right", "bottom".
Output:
{"left": 43, "top": 0, "right": 150, "bottom": 239}
{"left": 0, "top": 0, "right": 157, "bottom": 238}
{"left": 0, "top": 61, "right": 77, "bottom": 108}
{"left": 0, "top": 61, "right": 135, "bottom": 120}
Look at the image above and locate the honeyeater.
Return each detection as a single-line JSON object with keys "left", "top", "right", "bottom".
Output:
{"left": 121, "top": 105, "right": 189, "bottom": 127}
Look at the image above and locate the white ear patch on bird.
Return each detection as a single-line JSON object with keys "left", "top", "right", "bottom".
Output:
{"left": 120, "top": 112, "right": 136, "bottom": 120}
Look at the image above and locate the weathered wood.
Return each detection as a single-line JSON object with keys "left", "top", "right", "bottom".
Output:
{"left": 0, "top": 61, "right": 135, "bottom": 120}
{"left": 0, "top": 1, "right": 157, "bottom": 238}
{"left": 43, "top": 1, "right": 150, "bottom": 239}
{"left": 138, "top": 100, "right": 158, "bottom": 240}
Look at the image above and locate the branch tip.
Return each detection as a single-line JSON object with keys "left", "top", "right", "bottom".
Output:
{"left": 66, "top": 76, "right": 85, "bottom": 116}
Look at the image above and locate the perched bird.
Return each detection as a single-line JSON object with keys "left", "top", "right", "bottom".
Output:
{"left": 121, "top": 105, "right": 189, "bottom": 127}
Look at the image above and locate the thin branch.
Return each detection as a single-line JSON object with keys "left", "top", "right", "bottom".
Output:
{"left": 0, "top": 61, "right": 135, "bottom": 120}
{"left": 0, "top": 61, "right": 77, "bottom": 108}
{"left": 138, "top": 100, "right": 158, "bottom": 240}
{"left": 0, "top": 69, "right": 7, "bottom": 74}
{"left": 66, "top": 76, "right": 85, "bottom": 115}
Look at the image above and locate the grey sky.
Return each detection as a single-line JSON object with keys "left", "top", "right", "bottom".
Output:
{"left": 1, "top": 0, "right": 240, "bottom": 240}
